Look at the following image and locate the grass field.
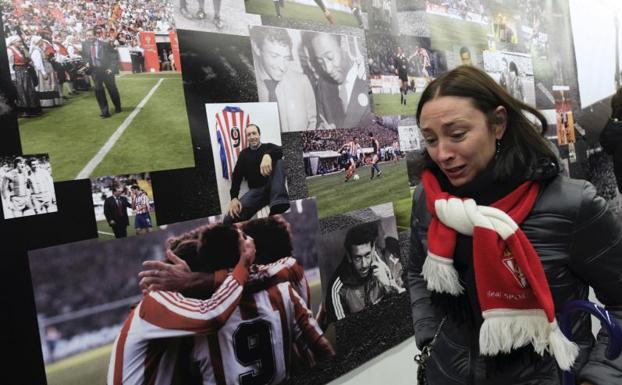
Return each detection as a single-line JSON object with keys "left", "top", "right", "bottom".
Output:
{"left": 372, "top": 92, "right": 421, "bottom": 116}
{"left": 245, "top": 0, "right": 360, "bottom": 27}
{"left": 96, "top": 214, "right": 159, "bottom": 241}
{"left": 428, "top": 13, "right": 488, "bottom": 54}
{"left": 43, "top": 279, "right": 323, "bottom": 385}
{"left": 19, "top": 72, "right": 194, "bottom": 181}
{"left": 307, "top": 161, "right": 410, "bottom": 223}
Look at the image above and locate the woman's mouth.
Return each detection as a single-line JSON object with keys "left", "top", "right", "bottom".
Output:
{"left": 443, "top": 165, "right": 466, "bottom": 179}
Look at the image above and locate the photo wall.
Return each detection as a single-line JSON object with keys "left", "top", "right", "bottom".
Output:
{"left": 0, "top": 0, "right": 620, "bottom": 384}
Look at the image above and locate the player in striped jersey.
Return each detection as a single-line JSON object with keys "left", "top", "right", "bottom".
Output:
{"left": 108, "top": 225, "right": 256, "bottom": 385}
{"left": 191, "top": 281, "right": 331, "bottom": 385}
{"left": 190, "top": 224, "right": 334, "bottom": 385}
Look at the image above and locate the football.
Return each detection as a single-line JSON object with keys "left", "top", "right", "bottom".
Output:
{"left": 353, "top": 174, "right": 360, "bottom": 181}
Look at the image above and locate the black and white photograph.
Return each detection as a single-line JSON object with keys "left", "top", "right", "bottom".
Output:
{"left": 91, "top": 173, "right": 156, "bottom": 240}
{"left": 483, "top": 49, "right": 536, "bottom": 106}
{"left": 205, "top": 102, "right": 288, "bottom": 221}
{"left": 250, "top": 26, "right": 373, "bottom": 131}
{"left": 1, "top": 154, "right": 57, "bottom": 219}
{"left": 2, "top": 0, "right": 195, "bottom": 182}
{"left": 397, "top": 121, "right": 422, "bottom": 152}
{"left": 364, "top": 0, "right": 399, "bottom": 35}
{"left": 245, "top": 0, "right": 365, "bottom": 28}
{"left": 317, "top": 202, "right": 403, "bottom": 326}
{"left": 173, "top": 0, "right": 261, "bottom": 36}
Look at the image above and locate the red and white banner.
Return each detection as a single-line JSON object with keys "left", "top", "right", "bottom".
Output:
{"left": 139, "top": 31, "right": 159, "bottom": 73}
{"left": 169, "top": 31, "right": 181, "bottom": 72}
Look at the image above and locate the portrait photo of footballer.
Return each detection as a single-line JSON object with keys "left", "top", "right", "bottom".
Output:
{"left": 1, "top": 153, "right": 57, "bottom": 219}
{"left": 316, "top": 202, "right": 403, "bottom": 327}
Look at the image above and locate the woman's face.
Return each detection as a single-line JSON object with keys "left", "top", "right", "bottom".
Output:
{"left": 419, "top": 96, "right": 505, "bottom": 187}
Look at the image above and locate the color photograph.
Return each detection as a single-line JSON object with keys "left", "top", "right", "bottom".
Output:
{"left": 2, "top": 0, "right": 195, "bottom": 181}
{"left": 301, "top": 115, "right": 410, "bottom": 226}
{"left": 91, "top": 172, "right": 156, "bottom": 240}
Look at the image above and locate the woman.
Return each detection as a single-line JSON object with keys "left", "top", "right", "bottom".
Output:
{"left": 29, "top": 36, "right": 62, "bottom": 107}
{"left": 6, "top": 35, "right": 41, "bottom": 117}
{"left": 408, "top": 66, "right": 622, "bottom": 385}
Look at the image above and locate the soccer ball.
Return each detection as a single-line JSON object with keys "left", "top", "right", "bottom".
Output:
{"left": 353, "top": 174, "right": 360, "bottom": 181}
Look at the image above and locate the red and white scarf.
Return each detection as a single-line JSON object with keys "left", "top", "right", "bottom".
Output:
{"left": 421, "top": 170, "right": 578, "bottom": 370}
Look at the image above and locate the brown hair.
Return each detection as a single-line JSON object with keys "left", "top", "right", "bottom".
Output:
{"left": 416, "top": 65, "right": 558, "bottom": 181}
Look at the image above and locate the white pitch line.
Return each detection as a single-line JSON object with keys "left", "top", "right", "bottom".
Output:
{"left": 97, "top": 230, "right": 115, "bottom": 236}
{"left": 76, "top": 78, "right": 165, "bottom": 179}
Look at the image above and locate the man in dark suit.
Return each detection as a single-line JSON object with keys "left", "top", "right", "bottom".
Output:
{"left": 103, "top": 185, "right": 131, "bottom": 238}
{"left": 82, "top": 26, "right": 121, "bottom": 118}
{"left": 306, "top": 32, "right": 373, "bottom": 129}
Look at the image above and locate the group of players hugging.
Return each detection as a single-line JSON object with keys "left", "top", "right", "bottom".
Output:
{"left": 108, "top": 215, "right": 335, "bottom": 385}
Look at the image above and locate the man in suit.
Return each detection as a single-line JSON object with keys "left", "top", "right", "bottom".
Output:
{"left": 82, "top": 26, "right": 121, "bottom": 118}
{"left": 305, "top": 32, "right": 373, "bottom": 129}
{"left": 251, "top": 27, "right": 316, "bottom": 132}
{"left": 103, "top": 185, "right": 131, "bottom": 238}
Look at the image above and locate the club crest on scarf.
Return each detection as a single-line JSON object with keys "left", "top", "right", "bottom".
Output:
{"left": 502, "top": 248, "right": 528, "bottom": 289}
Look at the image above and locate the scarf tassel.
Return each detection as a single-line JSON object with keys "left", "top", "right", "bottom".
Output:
{"left": 479, "top": 312, "right": 579, "bottom": 371}
{"left": 422, "top": 252, "right": 464, "bottom": 295}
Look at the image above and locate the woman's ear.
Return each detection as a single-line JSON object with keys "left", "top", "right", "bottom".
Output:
{"left": 493, "top": 105, "right": 507, "bottom": 139}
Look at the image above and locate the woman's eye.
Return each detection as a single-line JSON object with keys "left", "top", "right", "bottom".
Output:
{"left": 423, "top": 137, "right": 437, "bottom": 145}
{"left": 451, "top": 132, "right": 465, "bottom": 140}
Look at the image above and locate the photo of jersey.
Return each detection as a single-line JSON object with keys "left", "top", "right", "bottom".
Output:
{"left": 191, "top": 281, "right": 323, "bottom": 385}
{"left": 214, "top": 106, "right": 250, "bottom": 180}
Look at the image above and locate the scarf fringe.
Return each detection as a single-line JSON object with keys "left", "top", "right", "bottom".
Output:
{"left": 479, "top": 313, "right": 579, "bottom": 371}
{"left": 422, "top": 253, "right": 464, "bottom": 295}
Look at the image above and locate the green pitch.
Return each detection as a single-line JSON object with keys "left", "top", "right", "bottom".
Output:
{"left": 18, "top": 72, "right": 194, "bottom": 181}
{"left": 96, "top": 214, "right": 159, "bottom": 241}
{"left": 307, "top": 161, "right": 410, "bottom": 223}
{"left": 372, "top": 92, "right": 421, "bottom": 116}
{"left": 245, "top": 0, "right": 360, "bottom": 27}
{"left": 428, "top": 13, "right": 488, "bottom": 51}
{"left": 42, "top": 279, "right": 324, "bottom": 384}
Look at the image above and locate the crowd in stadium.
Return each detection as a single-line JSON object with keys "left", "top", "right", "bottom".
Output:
{"left": 2, "top": 0, "right": 174, "bottom": 117}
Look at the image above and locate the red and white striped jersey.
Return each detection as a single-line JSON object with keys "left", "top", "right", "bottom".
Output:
{"left": 132, "top": 191, "right": 150, "bottom": 214}
{"left": 213, "top": 106, "right": 250, "bottom": 180}
{"left": 107, "top": 264, "right": 249, "bottom": 385}
{"left": 192, "top": 282, "right": 324, "bottom": 385}
{"left": 250, "top": 257, "right": 310, "bottom": 306}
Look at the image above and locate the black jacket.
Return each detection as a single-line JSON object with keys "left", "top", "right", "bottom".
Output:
{"left": 599, "top": 119, "right": 622, "bottom": 193}
{"left": 103, "top": 195, "right": 130, "bottom": 227}
{"left": 408, "top": 175, "right": 622, "bottom": 384}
